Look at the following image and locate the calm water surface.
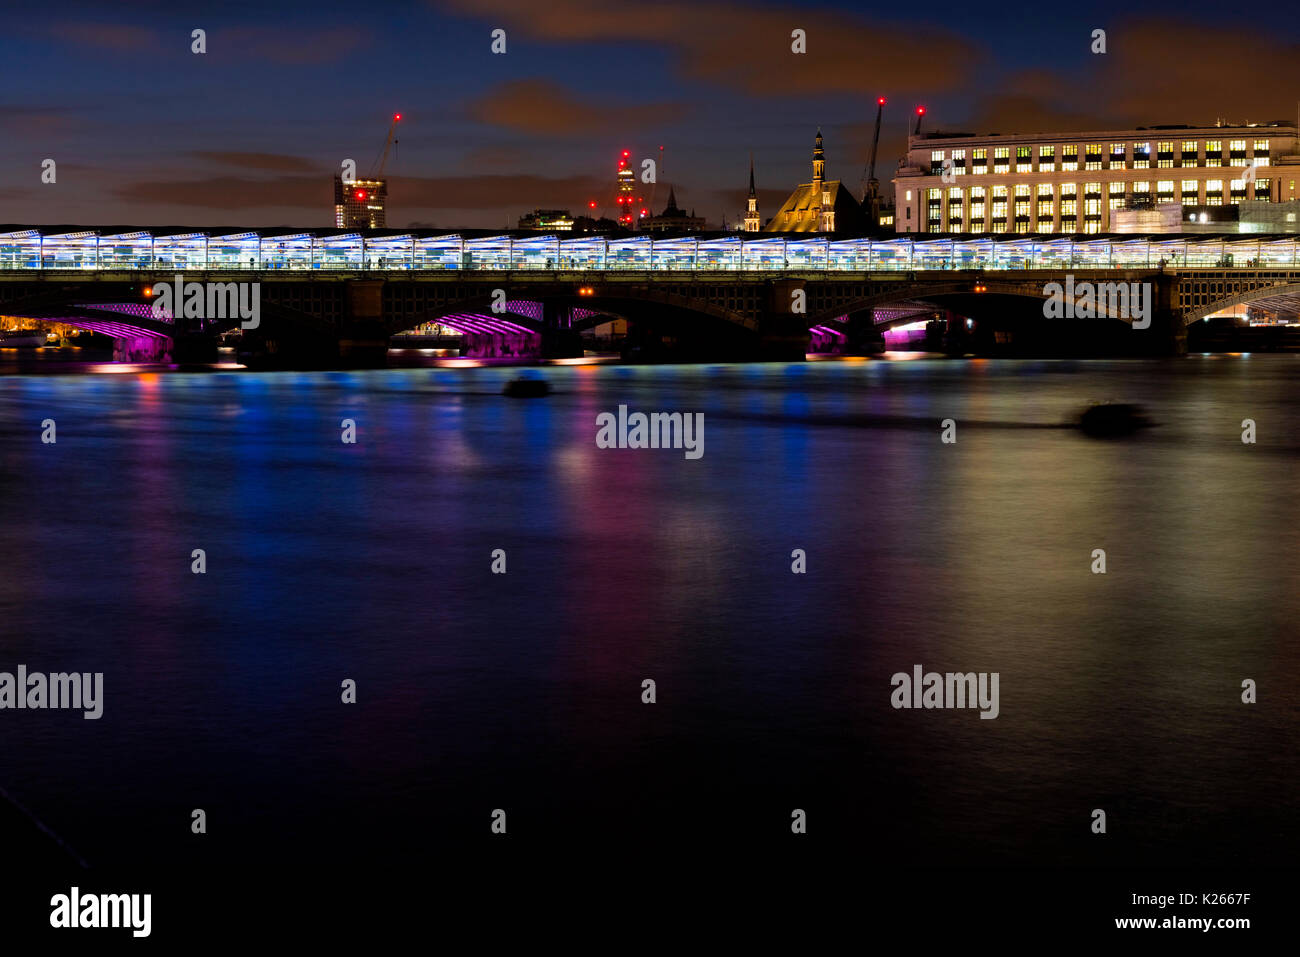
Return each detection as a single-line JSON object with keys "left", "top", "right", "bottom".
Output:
{"left": 0, "top": 357, "right": 1296, "bottom": 874}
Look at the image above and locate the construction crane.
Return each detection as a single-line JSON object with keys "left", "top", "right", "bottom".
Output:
{"left": 370, "top": 112, "right": 402, "bottom": 178}
{"left": 862, "top": 97, "right": 886, "bottom": 231}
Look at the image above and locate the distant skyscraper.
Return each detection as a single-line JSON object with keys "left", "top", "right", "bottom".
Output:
{"left": 744, "top": 156, "right": 761, "bottom": 231}
{"left": 615, "top": 150, "right": 642, "bottom": 227}
{"left": 334, "top": 176, "right": 387, "bottom": 228}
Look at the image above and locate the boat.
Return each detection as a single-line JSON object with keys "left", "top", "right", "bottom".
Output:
{"left": 503, "top": 377, "right": 550, "bottom": 398}
{"left": 0, "top": 330, "right": 47, "bottom": 348}
{"left": 1079, "top": 402, "right": 1154, "bottom": 437}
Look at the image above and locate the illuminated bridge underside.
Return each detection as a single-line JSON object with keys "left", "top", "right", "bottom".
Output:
{"left": 869, "top": 301, "right": 943, "bottom": 326}
{"left": 408, "top": 301, "right": 608, "bottom": 336}
{"left": 8, "top": 226, "right": 1300, "bottom": 272}
{"left": 1, "top": 302, "right": 175, "bottom": 339}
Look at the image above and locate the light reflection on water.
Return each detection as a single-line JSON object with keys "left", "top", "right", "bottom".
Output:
{"left": 0, "top": 356, "right": 1296, "bottom": 870}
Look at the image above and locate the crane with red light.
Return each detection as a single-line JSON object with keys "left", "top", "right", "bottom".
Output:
{"left": 372, "top": 112, "right": 401, "bottom": 178}
{"left": 350, "top": 112, "right": 401, "bottom": 205}
{"left": 861, "top": 96, "right": 886, "bottom": 232}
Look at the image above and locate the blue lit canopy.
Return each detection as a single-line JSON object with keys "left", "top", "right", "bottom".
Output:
{"left": 0, "top": 227, "right": 1295, "bottom": 271}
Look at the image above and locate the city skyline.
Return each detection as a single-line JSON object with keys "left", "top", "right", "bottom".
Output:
{"left": 4, "top": 0, "right": 1300, "bottom": 229}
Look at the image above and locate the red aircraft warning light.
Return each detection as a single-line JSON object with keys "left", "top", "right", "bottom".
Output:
{"left": 878, "top": 97, "right": 886, "bottom": 106}
{"left": 356, "top": 190, "right": 367, "bottom": 201}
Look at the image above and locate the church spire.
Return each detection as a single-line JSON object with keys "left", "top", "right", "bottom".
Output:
{"left": 812, "top": 128, "right": 825, "bottom": 184}
{"left": 744, "top": 153, "right": 760, "bottom": 232}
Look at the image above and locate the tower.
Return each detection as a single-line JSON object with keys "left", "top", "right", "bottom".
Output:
{"left": 744, "top": 155, "right": 760, "bottom": 232}
{"left": 616, "top": 150, "right": 638, "bottom": 227}
{"left": 812, "top": 129, "right": 825, "bottom": 185}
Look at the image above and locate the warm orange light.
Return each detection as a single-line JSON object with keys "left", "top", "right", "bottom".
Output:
{"left": 142, "top": 286, "right": 153, "bottom": 297}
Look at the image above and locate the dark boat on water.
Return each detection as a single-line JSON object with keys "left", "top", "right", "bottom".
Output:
{"left": 503, "top": 378, "right": 550, "bottom": 398}
{"left": 1079, "top": 402, "right": 1154, "bottom": 437}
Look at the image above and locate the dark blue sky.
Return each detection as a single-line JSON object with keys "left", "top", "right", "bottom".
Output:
{"left": 3, "top": 0, "right": 1296, "bottom": 228}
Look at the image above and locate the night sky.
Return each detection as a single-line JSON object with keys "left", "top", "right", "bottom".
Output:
{"left": 3, "top": 0, "right": 1297, "bottom": 230}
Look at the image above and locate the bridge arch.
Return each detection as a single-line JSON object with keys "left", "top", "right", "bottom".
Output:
{"left": 391, "top": 289, "right": 757, "bottom": 335}
{"left": 1182, "top": 281, "right": 1300, "bottom": 324}
{"left": 806, "top": 277, "right": 1144, "bottom": 330}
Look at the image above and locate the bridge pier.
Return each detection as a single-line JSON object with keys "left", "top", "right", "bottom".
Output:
{"left": 113, "top": 336, "right": 172, "bottom": 363}
{"left": 1137, "top": 275, "right": 1187, "bottom": 356}
{"left": 340, "top": 280, "right": 391, "bottom": 366}
{"left": 843, "top": 310, "right": 887, "bottom": 356}
{"left": 540, "top": 300, "right": 583, "bottom": 359}
{"left": 760, "top": 279, "right": 811, "bottom": 360}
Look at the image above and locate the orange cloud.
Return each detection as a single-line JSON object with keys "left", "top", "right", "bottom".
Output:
{"left": 472, "top": 79, "right": 686, "bottom": 135}
{"left": 435, "top": 0, "right": 976, "bottom": 96}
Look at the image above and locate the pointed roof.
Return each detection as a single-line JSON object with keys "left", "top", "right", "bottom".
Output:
{"left": 661, "top": 186, "right": 685, "bottom": 217}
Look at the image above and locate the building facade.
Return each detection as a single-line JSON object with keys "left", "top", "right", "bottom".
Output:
{"left": 333, "top": 176, "right": 387, "bottom": 228}
{"left": 765, "top": 130, "right": 869, "bottom": 234}
{"left": 642, "top": 188, "right": 706, "bottom": 233}
{"left": 893, "top": 123, "right": 1300, "bottom": 234}
{"left": 518, "top": 209, "right": 575, "bottom": 231}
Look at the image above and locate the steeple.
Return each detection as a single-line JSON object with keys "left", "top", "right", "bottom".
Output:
{"left": 812, "top": 128, "right": 825, "bottom": 184}
{"left": 744, "top": 153, "right": 760, "bottom": 232}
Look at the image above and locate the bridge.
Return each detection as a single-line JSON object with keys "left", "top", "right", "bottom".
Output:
{"left": 5, "top": 226, "right": 1300, "bottom": 363}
